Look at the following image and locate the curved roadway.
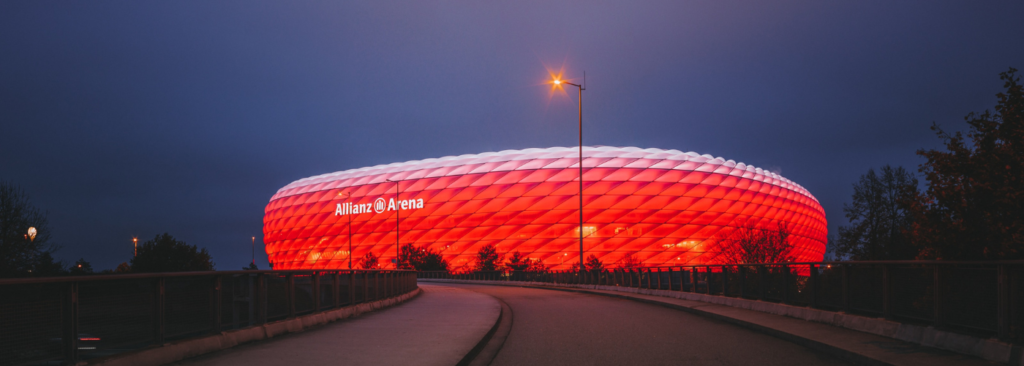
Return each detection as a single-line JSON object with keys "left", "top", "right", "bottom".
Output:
{"left": 439, "top": 283, "right": 855, "bottom": 366}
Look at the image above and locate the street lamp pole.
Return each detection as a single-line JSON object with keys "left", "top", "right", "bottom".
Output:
{"left": 342, "top": 191, "right": 353, "bottom": 270}
{"left": 251, "top": 237, "right": 255, "bottom": 265}
{"left": 133, "top": 237, "right": 138, "bottom": 257}
{"left": 554, "top": 75, "right": 586, "bottom": 273}
{"left": 386, "top": 179, "right": 401, "bottom": 269}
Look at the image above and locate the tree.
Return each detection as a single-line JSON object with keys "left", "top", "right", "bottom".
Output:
{"left": 32, "top": 251, "right": 67, "bottom": 277}
{"left": 474, "top": 243, "right": 503, "bottom": 272}
{"left": 834, "top": 166, "right": 919, "bottom": 260}
{"left": 114, "top": 262, "right": 132, "bottom": 273}
{"left": 505, "top": 251, "right": 547, "bottom": 272}
{"left": 915, "top": 68, "right": 1024, "bottom": 260}
{"left": 131, "top": 233, "right": 215, "bottom": 273}
{"left": 716, "top": 222, "right": 795, "bottom": 264}
{"left": 399, "top": 245, "right": 449, "bottom": 271}
{"left": 69, "top": 258, "right": 93, "bottom": 275}
{"left": 583, "top": 255, "right": 604, "bottom": 272}
{"left": 617, "top": 252, "right": 643, "bottom": 269}
{"left": 359, "top": 252, "right": 380, "bottom": 269}
{"left": 243, "top": 263, "right": 258, "bottom": 270}
{"left": 0, "top": 181, "right": 58, "bottom": 277}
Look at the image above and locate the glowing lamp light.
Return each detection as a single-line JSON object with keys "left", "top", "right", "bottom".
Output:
{"left": 27, "top": 227, "right": 37, "bottom": 242}
{"left": 553, "top": 79, "right": 562, "bottom": 85}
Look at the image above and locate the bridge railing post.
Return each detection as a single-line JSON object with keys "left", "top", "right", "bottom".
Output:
{"left": 809, "top": 264, "right": 818, "bottom": 308}
{"left": 312, "top": 271, "right": 321, "bottom": 313}
{"left": 62, "top": 281, "right": 79, "bottom": 364}
{"left": 154, "top": 277, "right": 166, "bottom": 344}
{"left": 286, "top": 273, "right": 295, "bottom": 318}
{"left": 256, "top": 273, "right": 266, "bottom": 324}
{"left": 212, "top": 275, "right": 222, "bottom": 332}
{"left": 722, "top": 266, "right": 730, "bottom": 296}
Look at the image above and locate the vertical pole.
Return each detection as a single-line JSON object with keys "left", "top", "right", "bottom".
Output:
{"left": 934, "top": 264, "right": 944, "bottom": 328}
{"left": 333, "top": 272, "right": 340, "bottom": 308}
{"left": 578, "top": 84, "right": 584, "bottom": 275}
{"left": 286, "top": 273, "right": 295, "bottom": 318}
{"left": 722, "top": 266, "right": 730, "bottom": 296}
{"left": 374, "top": 271, "right": 380, "bottom": 301}
{"left": 212, "top": 276, "right": 222, "bottom": 332}
{"left": 809, "top": 264, "right": 818, "bottom": 308}
{"left": 691, "top": 267, "right": 698, "bottom": 293}
{"left": 781, "top": 265, "right": 790, "bottom": 304}
{"left": 256, "top": 273, "right": 266, "bottom": 324}
{"left": 63, "top": 281, "right": 79, "bottom": 364}
{"left": 738, "top": 266, "right": 746, "bottom": 298}
{"left": 667, "top": 268, "right": 674, "bottom": 290}
{"left": 363, "top": 272, "right": 368, "bottom": 303}
{"left": 758, "top": 266, "right": 767, "bottom": 301}
{"left": 706, "top": 266, "right": 712, "bottom": 295}
{"left": 882, "top": 265, "right": 892, "bottom": 320}
{"left": 312, "top": 272, "right": 321, "bottom": 313}
{"left": 348, "top": 271, "right": 355, "bottom": 306}
{"left": 997, "top": 264, "right": 1009, "bottom": 340}
{"left": 841, "top": 264, "right": 851, "bottom": 313}
{"left": 155, "top": 277, "right": 166, "bottom": 344}
{"left": 655, "top": 268, "right": 662, "bottom": 290}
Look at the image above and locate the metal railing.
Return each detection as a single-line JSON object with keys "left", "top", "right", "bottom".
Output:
{"left": 419, "top": 261, "right": 1023, "bottom": 343}
{"left": 0, "top": 269, "right": 418, "bottom": 366}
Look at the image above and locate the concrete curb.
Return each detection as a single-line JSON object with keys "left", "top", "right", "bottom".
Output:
{"left": 424, "top": 279, "right": 1021, "bottom": 366}
{"left": 455, "top": 294, "right": 506, "bottom": 366}
{"left": 83, "top": 288, "right": 423, "bottom": 366}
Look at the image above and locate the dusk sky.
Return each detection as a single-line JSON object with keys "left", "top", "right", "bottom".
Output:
{"left": 2, "top": 1, "right": 1022, "bottom": 270}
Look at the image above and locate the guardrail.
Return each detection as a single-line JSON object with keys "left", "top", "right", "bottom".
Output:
{"left": 0, "top": 269, "right": 418, "bottom": 366}
{"left": 419, "top": 261, "right": 1023, "bottom": 344}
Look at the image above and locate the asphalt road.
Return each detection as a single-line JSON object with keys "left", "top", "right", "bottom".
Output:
{"left": 440, "top": 283, "right": 856, "bottom": 366}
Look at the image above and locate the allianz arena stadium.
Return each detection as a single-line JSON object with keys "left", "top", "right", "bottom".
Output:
{"left": 263, "top": 147, "right": 827, "bottom": 270}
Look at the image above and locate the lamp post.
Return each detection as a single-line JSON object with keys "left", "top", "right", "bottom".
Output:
{"left": 133, "top": 237, "right": 138, "bottom": 257}
{"left": 385, "top": 179, "right": 401, "bottom": 270}
{"left": 553, "top": 75, "right": 586, "bottom": 273}
{"left": 341, "top": 191, "right": 354, "bottom": 270}
{"left": 251, "top": 236, "right": 256, "bottom": 266}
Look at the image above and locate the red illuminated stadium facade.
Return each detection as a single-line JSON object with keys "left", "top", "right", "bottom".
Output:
{"left": 263, "top": 147, "right": 827, "bottom": 270}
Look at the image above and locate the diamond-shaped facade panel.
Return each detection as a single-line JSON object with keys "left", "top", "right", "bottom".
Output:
{"left": 264, "top": 147, "right": 827, "bottom": 270}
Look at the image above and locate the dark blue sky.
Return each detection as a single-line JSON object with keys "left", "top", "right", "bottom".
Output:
{"left": 2, "top": 1, "right": 1022, "bottom": 270}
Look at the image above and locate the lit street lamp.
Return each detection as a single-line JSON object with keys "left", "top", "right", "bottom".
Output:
{"left": 553, "top": 74, "right": 586, "bottom": 273}
{"left": 133, "top": 237, "right": 138, "bottom": 257}
{"left": 27, "top": 227, "right": 37, "bottom": 242}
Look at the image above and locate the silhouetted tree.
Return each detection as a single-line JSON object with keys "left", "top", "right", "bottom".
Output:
{"left": 243, "top": 262, "right": 258, "bottom": 270}
{"left": 914, "top": 68, "right": 1024, "bottom": 260}
{"left": 69, "top": 258, "right": 93, "bottom": 275}
{"left": 131, "top": 233, "right": 215, "bottom": 272}
{"left": 505, "top": 251, "right": 546, "bottom": 272}
{"left": 0, "top": 181, "right": 59, "bottom": 277}
{"left": 359, "top": 252, "right": 380, "bottom": 269}
{"left": 617, "top": 252, "right": 643, "bottom": 269}
{"left": 114, "top": 262, "right": 132, "bottom": 273}
{"left": 474, "top": 243, "right": 503, "bottom": 272}
{"left": 835, "top": 166, "right": 919, "bottom": 260}
{"left": 32, "top": 251, "right": 67, "bottom": 276}
{"left": 717, "top": 222, "right": 795, "bottom": 264}
{"left": 578, "top": 255, "right": 603, "bottom": 272}
{"left": 400, "top": 245, "right": 449, "bottom": 271}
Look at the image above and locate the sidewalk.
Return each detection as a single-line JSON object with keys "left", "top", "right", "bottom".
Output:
{"left": 170, "top": 284, "right": 500, "bottom": 366}
{"left": 424, "top": 279, "right": 1012, "bottom": 366}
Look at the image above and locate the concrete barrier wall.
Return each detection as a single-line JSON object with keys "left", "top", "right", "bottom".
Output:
{"left": 84, "top": 288, "right": 422, "bottom": 366}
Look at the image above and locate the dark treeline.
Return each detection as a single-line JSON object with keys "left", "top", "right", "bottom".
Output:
{"left": 834, "top": 68, "right": 1023, "bottom": 261}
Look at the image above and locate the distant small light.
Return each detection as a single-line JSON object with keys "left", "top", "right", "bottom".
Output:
{"left": 553, "top": 79, "right": 562, "bottom": 85}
